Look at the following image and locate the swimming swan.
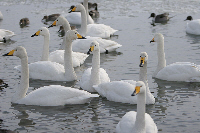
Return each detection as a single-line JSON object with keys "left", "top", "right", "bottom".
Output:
{"left": 150, "top": 33, "right": 200, "bottom": 82}
{"left": 70, "top": 4, "right": 117, "bottom": 38}
{"left": 66, "top": 0, "right": 94, "bottom": 25}
{"left": 79, "top": 41, "right": 110, "bottom": 92}
{"left": 15, "top": 30, "right": 85, "bottom": 81}
{"left": 116, "top": 81, "right": 158, "bottom": 133}
{"left": 3, "top": 46, "right": 99, "bottom": 106}
{"left": 0, "top": 29, "right": 15, "bottom": 43}
{"left": 49, "top": 16, "right": 121, "bottom": 54}
{"left": 93, "top": 52, "right": 155, "bottom": 104}
{"left": 31, "top": 27, "right": 88, "bottom": 67}
{"left": 184, "top": 16, "right": 200, "bottom": 35}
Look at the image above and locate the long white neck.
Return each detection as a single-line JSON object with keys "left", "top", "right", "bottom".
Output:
{"left": 135, "top": 91, "right": 146, "bottom": 133}
{"left": 41, "top": 34, "right": 50, "bottom": 61}
{"left": 153, "top": 39, "right": 166, "bottom": 77}
{"left": 64, "top": 38, "right": 77, "bottom": 81}
{"left": 139, "top": 62, "right": 150, "bottom": 94}
{"left": 12, "top": 56, "right": 29, "bottom": 102}
{"left": 83, "top": 0, "right": 89, "bottom": 22}
{"left": 59, "top": 18, "right": 71, "bottom": 50}
{"left": 90, "top": 49, "right": 100, "bottom": 90}
{"left": 80, "top": 5, "right": 88, "bottom": 37}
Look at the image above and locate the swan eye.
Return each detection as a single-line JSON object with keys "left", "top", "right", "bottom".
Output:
{"left": 95, "top": 45, "right": 96, "bottom": 46}
{"left": 140, "top": 56, "right": 141, "bottom": 57}
{"left": 41, "top": 30, "right": 42, "bottom": 31}
{"left": 57, "top": 20, "right": 58, "bottom": 21}
{"left": 75, "top": 32, "right": 77, "bottom": 34}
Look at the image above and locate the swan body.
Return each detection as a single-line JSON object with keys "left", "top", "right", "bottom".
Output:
{"left": 71, "top": 4, "right": 117, "bottom": 38}
{"left": 185, "top": 16, "right": 200, "bottom": 35}
{"left": 3, "top": 46, "right": 98, "bottom": 106}
{"left": 31, "top": 27, "right": 88, "bottom": 67}
{"left": 150, "top": 33, "right": 200, "bottom": 82}
{"left": 79, "top": 41, "right": 110, "bottom": 92}
{"left": 93, "top": 52, "right": 155, "bottom": 104}
{"left": 15, "top": 30, "right": 84, "bottom": 81}
{"left": 49, "top": 16, "right": 121, "bottom": 53}
{"left": 116, "top": 81, "right": 158, "bottom": 133}
{"left": 66, "top": 0, "right": 94, "bottom": 25}
{"left": 0, "top": 29, "right": 15, "bottom": 42}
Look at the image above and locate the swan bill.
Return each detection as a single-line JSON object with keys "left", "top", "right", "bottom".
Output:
{"left": 77, "top": 34, "right": 86, "bottom": 39}
{"left": 48, "top": 20, "right": 57, "bottom": 28}
{"left": 139, "top": 57, "right": 145, "bottom": 67}
{"left": 3, "top": 50, "right": 15, "bottom": 56}
{"left": 131, "top": 86, "right": 141, "bottom": 96}
{"left": 69, "top": 6, "right": 76, "bottom": 13}
{"left": 150, "top": 38, "right": 155, "bottom": 43}
{"left": 31, "top": 30, "right": 40, "bottom": 37}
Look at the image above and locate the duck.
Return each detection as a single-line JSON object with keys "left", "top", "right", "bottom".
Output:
{"left": 3, "top": 46, "right": 99, "bottom": 106}
{"left": 81, "top": 2, "right": 98, "bottom": 9}
{"left": 70, "top": 4, "right": 117, "bottom": 38}
{"left": 79, "top": 41, "right": 110, "bottom": 92}
{"left": 184, "top": 16, "right": 200, "bottom": 35}
{"left": 93, "top": 52, "right": 155, "bottom": 104}
{"left": 58, "top": 25, "right": 76, "bottom": 36}
{"left": 31, "top": 27, "right": 88, "bottom": 67}
{"left": 0, "top": 11, "right": 3, "bottom": 20}
{"left": 15, "top": 30, "right": 85, "bottom": 81}
{"left": 89, "top": 4, "right": 99, "bottom": 18}
{"left": 42, "top": 14, "right": 60, "bottom": 22}
{"left": 116, "top": 81, "right": 158, "bottom": 133}
{"left": 49, "top": 16, "right": 121, "bottom": 54}
{"left": 0, "top": 29, "right": 15, "bottom": 43}
{"left": 150, "top": 33, "right": 200, "bottom": 82}
{"left": 19, "top": 18, "right": 30, "bottom": 27}
{"left": 149, "top": 13, "right": 169, "bottom": 23}
{"left": 66, "top": 0, "right": 94, "bottom": 25}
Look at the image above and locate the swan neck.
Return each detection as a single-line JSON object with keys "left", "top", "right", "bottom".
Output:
{"left": 83, "top": 0, "right": 89, "bottom": 21}
{"left": 41, "top": 35, "right": 50, "bottom": 61}
{"left": 139, "top": 62, "right": 147, "bottom": 85}
{"left": 135, "top": 92, "right": 146, "bottom": 133}
{"left": 90, "top": 50, "right": 100, "bottom": 87}
{"left": 154, "top": 39, "right": 166, "bottom": 76}
{"left": 64, "top": 38, "right": 77, "bottom": 81}
{"left": 80, "top": 5, "right": 87, "bottom": 37}
{"left": 12, "top": 57, "right": 29, "bottom": 102}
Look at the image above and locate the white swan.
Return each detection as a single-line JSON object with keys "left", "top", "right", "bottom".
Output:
{"left": 70, "top": 4, "right": 117, "bottom": 38}
{"left": 184, "top": 16, "right": 200, "bottom": 35}
{"left": 116, "top": 81, "right": 158, "bottom": 133}
{"left": 3, "top": 46, "right": 99, "bottom": 106}
{"left": 0, "top": 29, "right": 15, "bottom": 43}
{"left": 93, "top": 52, "right": 155, "bottom": 104}
{"left": 79, "top": 41, "right": 110, "bottom": 92}
{"left": 31, "top": 27, "right": 88, "bottom": 67}
{"left": 66, "top": 0, "right": 94, "bottom": 25}
{"left": 150, "top": 33, "right": 200, "bottom": 82}
{"left": 49, "top": 16, "right": 122, "bottom": 54}
{"left": 15, "top": 30, "right": 84, "bottom": 81}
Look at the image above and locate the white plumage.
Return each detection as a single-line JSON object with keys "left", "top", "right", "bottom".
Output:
{"left": 3, "top": 46, "right": 98, "bottom": 106}
{"left": 150, "top": 33, "right": 200, "bottom": 82}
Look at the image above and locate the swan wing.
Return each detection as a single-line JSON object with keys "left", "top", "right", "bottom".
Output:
{"left": 18, "top": 85, "right": 99, "bottom": 106}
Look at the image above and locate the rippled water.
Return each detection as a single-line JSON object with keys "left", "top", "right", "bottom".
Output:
{"left": 0, "top": 0, "right": 200, "bottom": 132}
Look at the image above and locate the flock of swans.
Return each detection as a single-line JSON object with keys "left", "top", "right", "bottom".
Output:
{"left": 1, "top": 0, "right": 200, "bottom": 132}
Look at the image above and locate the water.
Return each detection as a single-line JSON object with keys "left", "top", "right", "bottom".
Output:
{"left": 0, "top": 0, "right": 200, "bottom": 132}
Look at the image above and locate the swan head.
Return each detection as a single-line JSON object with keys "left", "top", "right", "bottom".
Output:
{"left": 48, "top": 16, "right": 67, "bottom": 28}
{"left": 31, "top": 27, "right": 49, "bottom": 37}
{"left": 69, "top": 4, "right": 84, "bottom": 13}
{"left": 139, "top": 52, "right": 148, "bottom": 67}
{"left": 3, "top": 46, "right": 27, "bottom": 59}
{"left": 184, "top": 16, "right": 193, "bottom": 21}
{"left": 66, "top": 30, "right": 85, "bottom": 41}
{"left": 150, "top": 33, "right": 164, "bottom": 43}
{"left": 131, "top": 81, "right": 146, "bottom": 96}
{"left": 87, "top": 41, "right": 99, "bottom": 55}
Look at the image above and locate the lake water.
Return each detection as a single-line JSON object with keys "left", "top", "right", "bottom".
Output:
{"left": 0, "top": 0, "right": 200, "bottom": 132}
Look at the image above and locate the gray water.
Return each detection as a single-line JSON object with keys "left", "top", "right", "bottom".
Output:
{"left": 0, "top": 0, "right": 200, "bottom": 132}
